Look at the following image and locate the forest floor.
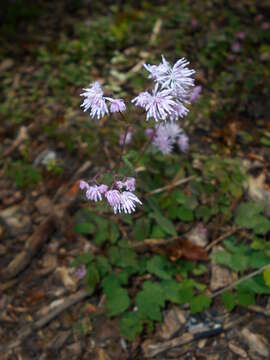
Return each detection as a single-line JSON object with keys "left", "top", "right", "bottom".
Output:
{"left": 1, "top": 1, "right": 270, "bottom": 359}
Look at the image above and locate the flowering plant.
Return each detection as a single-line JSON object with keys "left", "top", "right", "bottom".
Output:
{"left": 79, "top": 56, "right": 198, "bottom": 214}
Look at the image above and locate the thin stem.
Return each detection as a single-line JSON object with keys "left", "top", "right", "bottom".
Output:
{"left": 136, "top": 122, "right": 161, "bottom": 165}
{"left": 114, "top": 111, "right": 130, "bottom": 174}
{"left": 211, "top": 263, "right": 270, "bottom": 298}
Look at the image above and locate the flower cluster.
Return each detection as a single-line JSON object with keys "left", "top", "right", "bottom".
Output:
{"left": 146, "top": 123, "right": 189, "bottom": 155}
{"left": 79, "top": 177, "right": 142, "bottom": 214}
{"left": 80, "top": 82, "right": 126, "bottom": 119}
{"left": 132, "top": 56, "right": 195, "bottom": 122}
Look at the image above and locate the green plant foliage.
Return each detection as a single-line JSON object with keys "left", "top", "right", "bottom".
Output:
{"left": 146, "top": 255, "right": 173, "bottom": 280}
{"left": 74, "top": 222, "right": 95, "bottom": 235}
{"left": 120, "top": 312, "right": 143, "bottom": 341}
{"left": 85, "top": 264, "right": 99, "bottom": 294}
{"left": 190, "top": 294, "right": 211, "bottom": 313}
{"left": 106, "top": 286, "right": 130, "bottom": 317}
{"left": 235, "top": 202, "right": 270, "bottom": 235}
{"left": 221, "top": 291, "right": 236, "bottom": 311}
{"left": 236, "top": 291, "right": 255, "bottom": 307}
{"left": 7, "top": 161, "right": 42, "bottom": 188}
{"left": 136, "top": 281, "right": 165, "bottom": 321}
{"left": 133, "top": 217, "right": 151, "bottom": 241}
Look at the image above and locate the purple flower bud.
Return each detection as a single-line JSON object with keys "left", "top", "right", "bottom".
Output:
{"left": 86, "top": 185, "right": 103, "bottom": 202}
{"left": 145, "top": 128, "right": 154, "bottom": 138}
{"left": 107, "top": 98, "right": 126, "bottom": 113}
{"left": 236, "top": 32, "right": 246, "bottom": 40}
{"left": 80, "top": 180, "right": 90, "bottom": 190}
{"left": 76, "top": 265, "right": 86, "bottom": 279}
{"left": 125, "top": 177, "right": 136, "bottom": 192}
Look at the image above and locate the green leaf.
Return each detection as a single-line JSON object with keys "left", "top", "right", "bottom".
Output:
{"left": 236, "top": 291, "right": 255, "bottom": 307}
{"left": 108, "top": 222, "right": 120, "bottom": 244}
{"left": 151, "top": 211, "right": 177, "bottom": 236}
{"left": 95, "top": 256, "right": 111, "bottom": 277}
{"left": 133, "top": 218, "right": 151, "bottom": 241}
{"left": 74, "top": 222, "right": 95, "bottom": 235}
{"left": 106, "top": 286, "right": 130, "bottom": 316}
{"left": 253, "top": 216, "right": 270, "bottom": 235}
{"left": 108, "top": 246, "right": 120, "bottom": 265}
{"left": 235, "top": 202, "right": 266, "bottom": 232}
{"left": 162, "top": 280, "right": 182, "bottom": 304}
{"left": 117, "top": 248, "right": 138, "bottom": 269}
{"left": 136, "top": 281, "right": 165, "bottom": 321}
{"left": 94, "top": 219, "right": 108, "bottom": 245}
{"left": 192, "top": 264, "right": 208, "bottom": 276}
{"left": 177, "top": 206, "right": 194, "bottom": 222}
{"left": 150, "top": 225, "right": 166, "bottom": 238}
{"left": 221, "top": 291, "right": 236, "bottom": 311}
{"left": 249, "top": 252, "right": 270, "bottom": 269}
{"left": 147, "top": 255, "right": 172, "bottom": 280}
{"left": 230, "top": 253, "right": 249, "bottom": 272}
{"left": 211, "top": 250, "right": 232, "bottom": 268}
{"left": 71, "top": 252, "right": 93, "bottom": 267}
{"left": 120, "top": 312, "right": 143, "bottom": 341}
{"left": 85, "top": 264, "right": 99, "bottom": 294}
{"left": 178, "top": 287, "right": 194, "bottom": 305}
{"left": 190, "top": 295, "right": 211, "bottom": 313}
{"left": 264, "top": 267, "right": 270, "bottom": 288}
{"left": 237, "top": 276, "right": 270, "bottom": 294}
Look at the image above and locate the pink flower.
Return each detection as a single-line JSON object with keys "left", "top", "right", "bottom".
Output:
{"left": 170, "top": 102, "right": 189, "bottom": 121}
{"left": 132, "top": 91, "right": 151, "bottom": 107}
{"left": 145, "top": 128, "right": 154, "bottom": 138}
{"left": 80, "top": 82, "right": 109, "bottom": 120}
{"left": 107, "top": 98, "right": 126, "bottom": 113}
{"left": 119, "top": 130, "right": 133, "bottom": 145}
{"left": 114, "top": 191, "right": 142, "bottom": 214}
{"left": 133, "top": 84, "right": 177, "bottom": 122}
{"left": 177, "top": 132, "right": 189, "bottom": 153}
{"left": 261, "top": 22, "right": 269, "bottom": 30}
{"left": 76, "top": 265, "right": 86, "bottom": 279}
{"left": 80, "top": 180, "right": 90, "bottom": 190}
{"left": 86, "top": 184, "right": 108, "bottom": 202}
{"left": 232, "top": 42, "right": 241, "bottom": 53}
{"left": 236, "top": 32, "right": 246, "bottom": 40}
{"left": 189, "top": 85, "right": 202, "bottom": 103}
{"left": 124, "top": 177, "right": 136, "bottom": 191}
{"left": 105, "top": 190, "right": 122, "bottom": 208}
{"left": 116, "top": 177, "right": 136, "bottom": 192}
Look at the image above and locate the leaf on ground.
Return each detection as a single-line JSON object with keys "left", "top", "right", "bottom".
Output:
{"left": 190, "top": 294, "right": 211, "bottom": 313}
{"left": 120, "top": 312, "right": 143, "bottom": 341}
{"left": 106, "top": 286, "right": 130, "bottom": 317}
{"left": 147, "top": 255, "right": 172, "bottom": 280}
{"left": 221, "top": 291, "right": 236, "bottom": 311}
{"left": 236, "top": 291, "right": 255, "bottom": 307}
{"left": 136, "top": 281, "right": 165, "bottom": 321}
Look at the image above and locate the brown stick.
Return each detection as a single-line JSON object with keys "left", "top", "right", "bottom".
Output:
{"left": 3, "top": 216, "right": 55, "bottom": 279}
{"left": 1, "top": 289, "right": 90, "bottom": 353}
{"left": 206, "top": 227, "right": 240, "bottom": 251}
{"left": 2, "top": 161, "right": 92, "bottom": 280}
{"left": 142, "top": 314, "right": 250, "bottom": 358}
{"left": 146, "top": 176, "right": 195, "bottom": 196}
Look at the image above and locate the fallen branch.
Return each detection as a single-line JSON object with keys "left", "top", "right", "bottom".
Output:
{"left": 206, "top": 227, "right": 240, "bottom": 251}
{"left": 211, "top": 263, "right": 270, "bottom": 298}
{"left": 142, "top": 314, "right": 250, "bottom": 358}
{"left": 2, "top": 289, "right": 90, "bottom": 353}
{"left": 3, "top": 216, "right": 55, "bottom": 279}
{"left": 2, "top": 161, "right": 92, "bottom": 280}
{"left": 146, "top": 176, "right": 195, "bottom": 196}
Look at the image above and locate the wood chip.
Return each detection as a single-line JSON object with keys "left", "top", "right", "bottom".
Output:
{"left": 240, "top": 328, "right": 269, "bottom": 358}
